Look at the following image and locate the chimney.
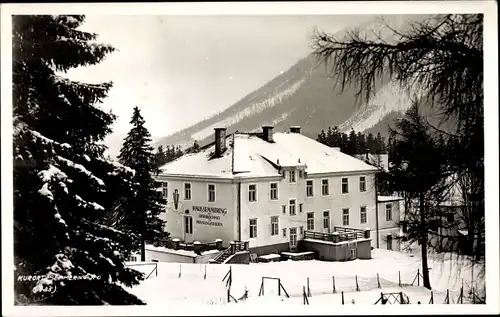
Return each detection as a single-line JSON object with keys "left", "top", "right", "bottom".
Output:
{"left": 262, "top": 126, "right": 274, "bottom": 142}
{"left": 289, "top": 126, "right": 301, "bottom": 134}
{"left": 214, "top": 128, "right": 227, "bottom": 157}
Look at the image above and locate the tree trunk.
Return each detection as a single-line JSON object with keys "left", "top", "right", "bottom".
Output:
{"left": 140, "top": 236, "right": 146, "bottom": 262}
{"left": 420, "top": 192, "right": 431, "bottom": 289}
{"left": 140, "top": 196, "right": 146, "bottom": 262}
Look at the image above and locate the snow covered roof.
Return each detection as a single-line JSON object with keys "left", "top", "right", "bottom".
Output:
{"left": 158, "top": 132, "right": 378, "bottom": 179}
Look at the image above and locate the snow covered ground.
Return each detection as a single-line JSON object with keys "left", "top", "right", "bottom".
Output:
{"left": 124, "top": 248, "right": 484, "bottom": 308}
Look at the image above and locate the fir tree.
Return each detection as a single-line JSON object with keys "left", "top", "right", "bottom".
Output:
{"left": 366, "top": 133, "right": 376, "bottom": 153}
{"left": 175, "top": 146, "right": 183, "bottom": 159}
{"left": 326, "top": 126, "right": 334, "bottom": 147}
{"left": 152, "top": 145, "right": 166, "bottom": 173}
{"left": 340, "top": 133, "right": 349, "bottom": 152}
{"left": 192, "top": 140, "right": 200, "bottom": 153}
{"left": 118, "top": 107, "right": 167, "bottom": 261}
{"left": 330, "top": 126, "right": 342, "bottom": 148}
{"left": 13, "top": 15, "right": 144, "bottom": 305}
{"left": 347, "top": 128, "right": 358, "bottom": 154}
{"left": 384, "top": 102, "right": 449, "bottom": 289}
{"left": 317, "top": 129, "right": 327, "bottom": 144}
{"left": 357, "top": 132, "right": 367, "bottom": 154}
{"left": 376, "top": 132, "right": 386, "bottom": 154}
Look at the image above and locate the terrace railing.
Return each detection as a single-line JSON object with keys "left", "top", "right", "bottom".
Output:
{"left": 161, "top": 238, "right": 223, "bottom": 254}
{"left": 304, "top": 228, "right": 367, "bottom": 243}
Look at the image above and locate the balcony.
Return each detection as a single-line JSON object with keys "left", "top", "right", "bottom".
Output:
{"left": 304, "top": 226, "right": 368, "bottom": 243}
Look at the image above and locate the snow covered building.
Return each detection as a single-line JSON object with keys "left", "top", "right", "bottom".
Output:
{"left": 155, "top": 126, "right": 382, "bottom": 257}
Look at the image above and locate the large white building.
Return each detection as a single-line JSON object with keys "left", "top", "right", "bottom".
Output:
{"left": 155, "top": 126, "right": 385, "bottom": 255}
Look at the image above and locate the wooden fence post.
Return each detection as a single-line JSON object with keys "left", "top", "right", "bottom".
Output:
{"left": 303, "top": 286, "right": 306, "bottom": 305}
{"left": 417, "top": 268, "right": 420, "bottom": 286}
{"left": 377, "top": 273, "right": 381, "bottom": 289}
{"left": 398, "top": 271, "right": 401, "bottom": 287}
{"left": 446, "top": 289, "right": 450, "bottom": 304}
{"left": 278, "top": 278, "right": 281, "bottom": 296}
{"left": 333, "top": 276, "right": 336, "bottom": 293}
{"left": 204, "top": 265, "right": 207, "bottom": 280}
{"left": 307, "top": 277, "right": 311, "bottom": 297}
{"left": 341, "top": 291, "right": 344, "bottom": 305}
{"left": 261, "top": 277, "right": 264, "bottom": 296}
{"left": 178, "top": 264, "right": 181, "bottom": 278}
{"left": 355, "top": 275, "right": 360, "bottom": 292}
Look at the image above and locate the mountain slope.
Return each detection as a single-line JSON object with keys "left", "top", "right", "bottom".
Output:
{"left": 152, "top": 15, "right": 431, "bottom": 149}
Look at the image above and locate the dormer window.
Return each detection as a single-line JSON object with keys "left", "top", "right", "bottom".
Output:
{"left": 289, "top": 170, "right": 296, "bottom": 183}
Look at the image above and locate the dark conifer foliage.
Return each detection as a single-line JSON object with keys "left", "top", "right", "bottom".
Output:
{"left": 383, "top": 102, "right": 450, "bottom": 289}
{"left": 118, "top": 107, "right": 168, "bottom": 261}
{"left": 316, "top": 126, "right": 387, "bottom": 155}
{"left": 13, "top": 15, "right": 144, "bottom": 305}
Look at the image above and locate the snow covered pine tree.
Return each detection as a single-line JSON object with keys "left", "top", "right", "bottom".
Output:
{"left": 13, "top": 15, "right": 145, "bottom": 305}
{"left": 118, "top": 107, "right": 168, "bottom": 261}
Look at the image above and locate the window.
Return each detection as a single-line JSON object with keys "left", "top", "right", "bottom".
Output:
{"left": 323, "top": 211, "right": 330, "bottom": 230}
{"left": 360, "top": 206, "right": 367, "bottom": 224}
{"left": 321, "top": 179, "right": 329, "bottom": 196}
{"left": 282, "top": 228, "right": 287, "bottom": 238}
{"left": 249, "top": 184, "right": 257, "bottom": 202}
{"left": 249, "top": 219, "right": 257, "bottom": 238}
{"left": 184, "top": 183, "right": 191, "bottom": 200}
{"left": 289, "top": 170, "right": 296, "bottom": 183}
{"left": 300, "top": 226, "right": 304, "bottom": 235}
{"left": 270, "top": 182, "right": 278, "bottom": 200}
{"left": 306, "top": 180, "right": 314, "bottom": 197}
{"left": 270, "top": 216, "right": 279, "bottom": 236}
{"left": 299, "top": 170, "right": 304, "bottom": 178}
{"left": 208, "top": 184, "right": 216, "bottom": 202}
{"left": 385, "top": 204, "right": 392, "bottom": 221}
{"left": 299, "top": 203, "right": 303, "bottom": 213}
{"left": 162, "top": 182, "right": 168, "bottom": 199}
{"left": 342, "top": 208, "right": 350, "bottom": 226}
{"left": 289, "top": 199, "right": 296, "bottom": 216}
{"left": 307, "top": 212, "right": 315, "bottom": 230}
{"left": 359, "top": 176, "right": 366, "bottom": 192}
{"left": 341, "top": 178, "right": 349, "bottom": 194}
{"left": 282, "top": 205, "right": 286, "bottom": 214}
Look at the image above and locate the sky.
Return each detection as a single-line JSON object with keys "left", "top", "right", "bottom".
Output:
{"left": 65, "top": 15, "right": 375, "bottom": 139}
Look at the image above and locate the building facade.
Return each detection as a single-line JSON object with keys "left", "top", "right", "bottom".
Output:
{"left": 375, "top": 196, "right": 404, "bottom": 251}
{"left": 155, "top": 126, "right": 380, "bottom": 255}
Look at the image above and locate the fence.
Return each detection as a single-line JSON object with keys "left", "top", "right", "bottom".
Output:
{"left": 237, "top": 268, "right": 469, "bottom": 305}
{"left": 132, "top": 262, "right": 474, "bottom": 306}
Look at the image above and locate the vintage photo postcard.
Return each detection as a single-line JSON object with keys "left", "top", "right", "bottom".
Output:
{"left": 1, "top": 1, "right": 498, "bottom": 316}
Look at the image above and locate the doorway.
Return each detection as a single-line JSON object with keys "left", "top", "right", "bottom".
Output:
{"left": 289, "top": 227, "right": 297, "bottom": 252}
{"left": 387, "top": 234, "right": 393, "bottom": 250}
{"left": 184, "top": 215, "right": 193, "bottom": 242}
